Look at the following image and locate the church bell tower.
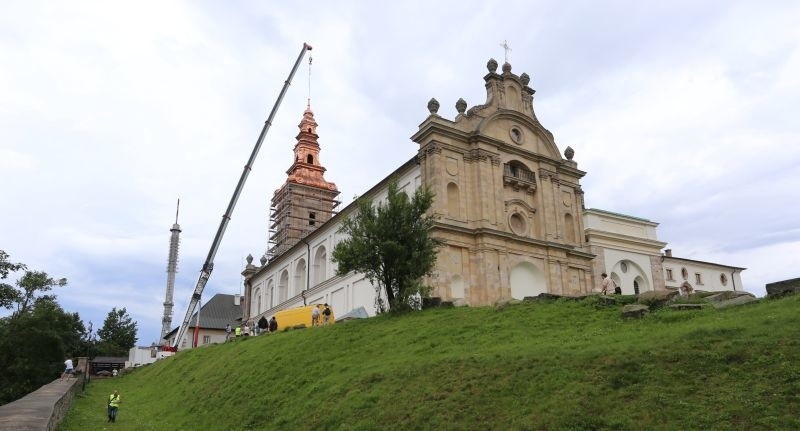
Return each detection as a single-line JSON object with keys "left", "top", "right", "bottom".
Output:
{"left": 267, "top": 105, "right": 339, "bottom": 258}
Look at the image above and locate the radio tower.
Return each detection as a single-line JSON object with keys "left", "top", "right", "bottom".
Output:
{"left": 160, "top": 199, "right": 181, "bottom": 341}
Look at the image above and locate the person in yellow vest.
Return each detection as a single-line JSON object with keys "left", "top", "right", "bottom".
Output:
{"left": 107, "top": 389, "right": 121, "bottom": 423}
{"left": 235, "top": 325, "right": 242, "bottom": 338}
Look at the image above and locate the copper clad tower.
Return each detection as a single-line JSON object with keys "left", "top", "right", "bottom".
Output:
{"left": 267, "top": 106, "right": 339, "bottom": 258}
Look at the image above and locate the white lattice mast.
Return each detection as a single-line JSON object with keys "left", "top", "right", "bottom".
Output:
{"left": 161, "top": 199, "right": 181, "bottom": 341}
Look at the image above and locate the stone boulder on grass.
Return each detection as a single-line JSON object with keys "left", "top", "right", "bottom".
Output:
{"left": 622, "top": 304, "right": 650, "bottom": 318}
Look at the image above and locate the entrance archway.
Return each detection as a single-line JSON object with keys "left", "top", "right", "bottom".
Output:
{"left": 510, "top": 262, "right": 547, "bottom": 299}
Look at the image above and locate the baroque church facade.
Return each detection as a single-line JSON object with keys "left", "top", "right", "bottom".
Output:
{"left": 239, "top": 58, "right": 745, "bottom": 325}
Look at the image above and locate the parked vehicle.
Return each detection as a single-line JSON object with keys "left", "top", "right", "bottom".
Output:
{"left": 273, "top": 304, "right": 335, "bottom": 331}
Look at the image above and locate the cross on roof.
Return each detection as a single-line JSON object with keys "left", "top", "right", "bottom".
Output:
{"left": 499, "top": 40, "right": 512, "bottom": 63}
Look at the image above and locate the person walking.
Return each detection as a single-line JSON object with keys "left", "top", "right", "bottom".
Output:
{"left": 61, "top": 358, "right": 74, "bottom": 380}
{"left": 600, "top": 273, "right": 613, "bottom": 295}
{"left": 225, "top": 323, "right": 232, "bottom": 341}
{"left": 235, "top": 325, "right": 242, "bottom": 338}
{"left": 107, "top": 389, "right": 121, "bottom": 423}
{"left": 311, "top": 305, "right": 321, "bottom": 327}
{"left": 322, "top": 304, "right": 332, "bottom": 325}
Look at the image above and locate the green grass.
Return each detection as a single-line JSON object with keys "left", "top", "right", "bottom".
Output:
{"left": 61, "top": 295, "right": 800, "bottom": 430}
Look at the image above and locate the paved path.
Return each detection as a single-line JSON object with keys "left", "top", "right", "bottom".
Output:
{"left": 0, "top": 378, "right": 80, "bottom": 431}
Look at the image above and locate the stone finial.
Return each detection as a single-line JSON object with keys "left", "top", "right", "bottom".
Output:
{"left": 487, "top": 58, "right": 498, "bottom": 73}
{"left": 564, "top": 146, "right": 575, "bottom": 160}
{"left": 260, "top": 255, "right": 267, "bottom": 266}
{"left": 520, "top": 72, "right": 530, "bottom": 86}
{"left": 502, "top": 62, "right": 512, "bottom": 73}
{"left": 455, "top": 98, "right": 467, "bottom": 114}
{"left": 246, "top": 254, "right": 253, "bottom": 265}
{"left": 427, "top": 98, "right": 440, "bottom": 114}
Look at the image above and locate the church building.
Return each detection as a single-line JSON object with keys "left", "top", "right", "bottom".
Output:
{"left": 240, "top": 58, "right": 745, "bottom": 324}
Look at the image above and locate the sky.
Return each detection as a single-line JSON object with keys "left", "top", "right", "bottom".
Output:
{"left": 2, "top": 0, "right": 798, "bottom": 345}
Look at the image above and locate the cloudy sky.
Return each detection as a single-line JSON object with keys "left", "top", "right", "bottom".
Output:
{"left": 2, "top": 1, "right": 798, "bottom": 344}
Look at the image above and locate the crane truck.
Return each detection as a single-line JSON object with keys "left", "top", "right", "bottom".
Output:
{"left": 171, "top": 43, "right": 312, "bottom": 349}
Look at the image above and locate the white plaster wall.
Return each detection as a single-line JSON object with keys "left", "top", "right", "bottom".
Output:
{"left": 663, "top": 258, "right": 745, "bottom": 292}
{"left": 168, "top": 329, "right": 228, "bottom": 350}
{"left": 247, "top": 165, "right": 421, "bottom": 321}
{"left": 602, "top": 248, "right": 655, "bottom": 294}
{"left": 127, "top": 347, "right": 157, "bottom": 367}
{"left": 584, "top": 210, "right": 659, "bottom": 241}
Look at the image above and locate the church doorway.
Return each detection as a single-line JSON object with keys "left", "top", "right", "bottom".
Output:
{"left": 510, "top": 262, "right": 546, "bottom": 299}
{"left": 451, "top": 275, "right": 465, "bottom": 299}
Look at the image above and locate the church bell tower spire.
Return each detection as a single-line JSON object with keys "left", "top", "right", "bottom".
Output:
{"left": 267, "top": 106, "right": 340, "bottom": 259}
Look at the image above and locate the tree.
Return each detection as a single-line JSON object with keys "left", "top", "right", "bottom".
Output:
{"left": 0, "top": 251, "right": 86, "bottom": 405}
{"left": 0, "top": 271, "right": 67, "bottom": 316}
{"left": 0, "top": 250, "right": 26, "bottom": 310}
{"left": 96, "top": 307, "right": 138, "bottom": 356}
{"left": 0, "top": 250, "right": 26, "bottom": 280}
{"left": 332, "top": 181, "right": 442, "bottom": 312}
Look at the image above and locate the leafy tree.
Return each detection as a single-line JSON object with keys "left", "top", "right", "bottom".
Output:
{"left": 0, "top": 251, "right": 86, "bottom": 405}
{"left": 332, "top": 181, "right": 442, "bottom": 312}
{"left": 0, "top": 270, "right": 67, "bottom": 316}
{"left": 0, "top": 299, "right": 87, "bottom": 404}
{"left": 96, "top": 307, "right": 138, "bottom": 356}
{"left": 0, "top": 250, "right": 26, "bottom": 280}
{"left": 0, "top": 250, "right": 26, "bottom": 309}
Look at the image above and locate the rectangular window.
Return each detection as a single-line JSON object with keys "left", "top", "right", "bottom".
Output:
{"left": 309, "top": 212, "right": 316, "bottom": 226}
{"left": 666, "top": 269, "right": 674, "bottom": 281}
{"left": 202, "top": 335, "right": 211, "bottom": 345}
{"left": 695, "top": 273, "right": 703, "bottom": 285}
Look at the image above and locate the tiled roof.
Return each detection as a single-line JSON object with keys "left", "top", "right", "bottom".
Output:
{"left": 164, "top": 293, "right": 243, "bottom": 339}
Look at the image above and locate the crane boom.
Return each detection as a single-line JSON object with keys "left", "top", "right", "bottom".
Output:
{"left": 172, "top": 43, "right": 312, "bottom": 348}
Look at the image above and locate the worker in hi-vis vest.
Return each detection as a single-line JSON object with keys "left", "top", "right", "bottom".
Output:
{"left": 107, "top": 389, "right": 121, "bottom": 423}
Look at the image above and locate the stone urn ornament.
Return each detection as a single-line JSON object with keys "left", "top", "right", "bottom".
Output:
{"left": 427, "top": 98, "right": 440, "bottom": 114}
{"left": 564, "top": 146, "right": 575, "bottom": 161}
{"left": 455, "top": 98, "right": 467, "bottom": 114}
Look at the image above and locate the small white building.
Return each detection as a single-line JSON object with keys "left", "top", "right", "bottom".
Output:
{"left": 126, "top": 345, "right": 174, "bottom": 368}
{"left": 584, "top": 208, "right": 746, "bottom": 295}
{"left": 662, "top": 251, "right": 745, "bottom": 293}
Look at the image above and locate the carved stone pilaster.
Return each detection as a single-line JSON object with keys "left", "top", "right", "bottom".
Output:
{"left": 418, "top": 142, "right": 442, "bottom": 162}
{"left": 463, "top": 148, "right": 498, "bottom": 164}
{"left": 539, "top": 168, "right": 558, "bottom": 182}
{"left": 495, "top": 81, "right": 506, "bottom": 108}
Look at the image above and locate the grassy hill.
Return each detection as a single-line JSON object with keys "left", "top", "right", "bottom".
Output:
{"left": 61, "top": 294, "right": 800, "bottom": 430}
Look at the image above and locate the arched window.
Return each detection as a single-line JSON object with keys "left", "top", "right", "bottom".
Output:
{"left": 306, "top": 154, "right": 314, "bottom": 164}
{"left": 278, "top": 270, "right": 289, "bottom": 303}
{"left": 447, "top": 182, "right": 460, "bottom": 218}
{"left": 252, "top": 288, "right": 262, "bottom": 315}
{"left": 295, "top": 259, "right": 307, "bottom": 296}
{"left": 313, "top": 246, "right": 327, "bottom": 286}
{"left": 503, "top": 160, "right": 535, "bottom": 183}
{"left": 266, "top": 280, "right": 274, "bottom": 309}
